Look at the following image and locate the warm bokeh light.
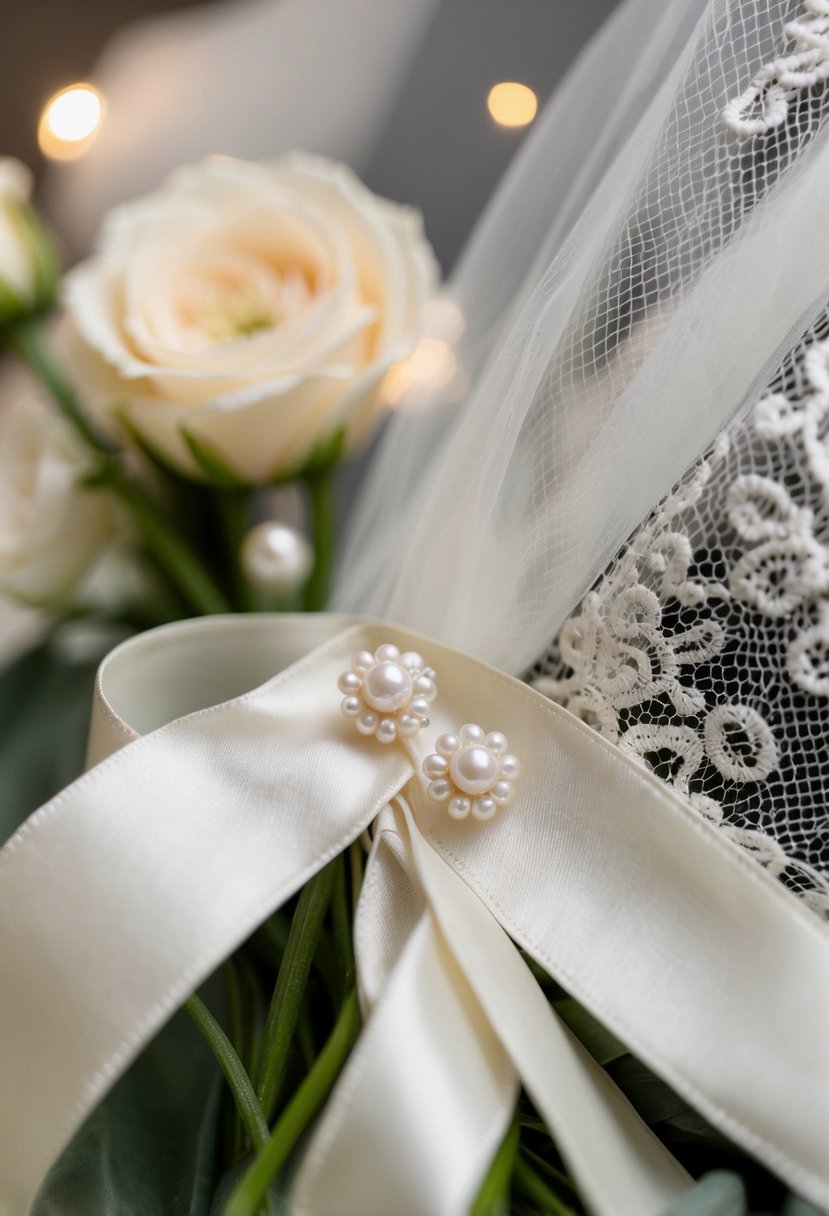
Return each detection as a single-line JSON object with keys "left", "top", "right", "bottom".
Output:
{"left": 382, "top": 337, "right": 459, "bottom": 406}
{"left": 38, "top": 85, "right": 104, "bottom": 161}
{"left": 487, "top": 81, "right": 538, "bottom": 128}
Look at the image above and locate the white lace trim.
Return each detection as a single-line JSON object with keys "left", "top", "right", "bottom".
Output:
{"left": 722, "top": 0, "right": 829, "bottom": 138}
{"left": 532, "top": 387, "right": 829, "bottom": 917}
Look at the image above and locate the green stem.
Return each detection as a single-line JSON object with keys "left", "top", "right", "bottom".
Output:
{"left": 9, "top": 319, "right": 231, "bottom": 616}
{"left": 8, "top": 318, "right": 112, "bottom": 455}
{"left": 224, "top": 961, "right": 246, "bottom": 1158}
{"left": 183, "top": 995, "right": 269, "bottom": 1153}
{"left": 331, "top": 852, "right": 354, "bottom": 996}
{"left": 471, "top": 1120, "right": 520, "bottom": 1216}
{"left": 349, "top": 840, "right": 364, "bottom": 920}
{"left": 103, "top": 467, "right": 231, "bottom": 615}
{"left": 215, "top": 489, "right": 256, "bottom": 612}
{"left": 513, "top": 1155, "right": 575, "bottom": 1216}
{"left": 302, "top": 467, "right": 336, "bottom": 611}
{"left": 226, "top": 991, "right": 360, "bottom": 1216}
{"left": 256, "top": 861, "right": 337, "bottom": 1122}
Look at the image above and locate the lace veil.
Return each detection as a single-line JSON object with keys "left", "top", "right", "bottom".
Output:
{"left": 335, "top": 0, "right": 829, "bottom": 911}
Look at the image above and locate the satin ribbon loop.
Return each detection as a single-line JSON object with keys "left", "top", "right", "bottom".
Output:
{"left": 0, "top": 615, "right": 827, "bottom": 1216}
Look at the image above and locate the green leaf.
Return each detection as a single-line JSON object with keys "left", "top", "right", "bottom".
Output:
{"left": 604, "top": 1056, "right": 695, "bottom": 1124}
{"left": 0, "top": 634, "right": 107, "bottom": 843}
{"left": 552, "top": 998, "right": 628, "bottom": 1065}
{"left": 268, "top": 425, "right": 347, "bottom": 488}
{"left": 665, "top": 1172, "right": 747, "bottom": 1216}
{"left": 32, "top": 1001, "right": 224, "bottom": 1216}
{"left": 180, "top": 428, "right": 250, "bottom": 489}
{"left": 783, "top": 1196, "right": 825, "bottom": 1216}
{"left": 659, "top": 1110, "right": 734, "bottom": 1150}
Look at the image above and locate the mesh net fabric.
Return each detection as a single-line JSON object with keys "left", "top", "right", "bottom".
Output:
{"left": 336, "top": 0, "right": 829, "bottom": 913}
{"left": 531, "top": 312, "right": 829, "bottom": 916}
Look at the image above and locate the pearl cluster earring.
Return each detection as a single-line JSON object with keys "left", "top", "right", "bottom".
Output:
{"left": 338, "top": 644, "right": 436, "bottom": 744}
{"left": 423, "top": 725, "right": 520, "bottom": 820}
{"left": 338, "top": 644, "right": 519, "bottom": 818}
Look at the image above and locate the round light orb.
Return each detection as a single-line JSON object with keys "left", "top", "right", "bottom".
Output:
{"left": 241, "top": 521, "right": 313, "bottom": 594}
{"left": 449, "top": 745, "right": 500, "bottom": 796}
{"left": 362, "top": 661, "right": 413, "bottom": 713}
{"left": 39, "top": 84, "right": 104, "bottom": 161}
{"left": 487, "top": 82, "right": 538, "bottom": 129}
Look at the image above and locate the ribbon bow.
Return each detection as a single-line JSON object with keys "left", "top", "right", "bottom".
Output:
{"left": 1, "top": 615, "right": 828, "bottom": 1215}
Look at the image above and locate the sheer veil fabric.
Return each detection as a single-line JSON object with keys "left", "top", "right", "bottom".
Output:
{"left": 335, "top": 0, "right": 829, "bottom": 908}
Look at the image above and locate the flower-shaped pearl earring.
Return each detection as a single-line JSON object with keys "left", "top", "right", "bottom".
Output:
{"left": 423, "top": 724, "right": 520, "bottom": 820}
{"left": 339, "top": 644, "right": 437, "bottom": 744}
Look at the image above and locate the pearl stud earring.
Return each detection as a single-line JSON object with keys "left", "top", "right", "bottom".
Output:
{"left": 339, "top": 644, "right": 437, "bottom": 744}
{"left": 423, "top": 724, "right": 519, "bottom": 820}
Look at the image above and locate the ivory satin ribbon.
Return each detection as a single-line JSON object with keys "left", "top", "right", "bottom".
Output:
{"left": 0, "top": 615, "right": 827, "bottom": 1214}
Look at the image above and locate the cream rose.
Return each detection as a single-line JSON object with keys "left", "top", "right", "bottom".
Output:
{"left": 0, "top": 370, "right": 122, "bottom": 609}
{"left": 64, "top": 155, "right": 438, "bottom": 485}
{"left": 0, "top": 159, "right": 58, "bottom": 327}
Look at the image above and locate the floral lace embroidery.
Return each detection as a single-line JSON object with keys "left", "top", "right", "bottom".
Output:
{"left": 531, "top": 369, "right": 829, "bottom": 917}
{"left": 722, "top": 0, "right": 829, "bottom": 138}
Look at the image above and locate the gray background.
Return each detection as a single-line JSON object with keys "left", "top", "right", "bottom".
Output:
{"left": 3, "top": 0, "right": 620, "bottom": 270}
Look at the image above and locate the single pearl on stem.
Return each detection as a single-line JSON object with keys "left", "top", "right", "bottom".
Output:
{"left": 241, "top": 521, "right": 313, "bottom": 594}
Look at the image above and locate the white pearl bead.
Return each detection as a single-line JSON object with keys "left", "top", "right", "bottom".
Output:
{"left": 410, "top": 696, "right": 430, "bottom": 718}
{"left": 241, "top": 521, "right": 313, "bottom": 593}
{"left": 492, "top": 780, "right": 513, "bottom": 805}
{"left": 362, "top": 661, "right": 413, "bottom": 713}
{"left": 401, "top": 651, "right": 425, "bottom": 671}
{"left": 436, "top": 733, "right": 460, "bottom": 757}
{"left": 337, "top": 671, "right": 361, "bottom": 694}
{"left": 376, "top": 718, "right": 398, "bottom": 745}
{"left": 427, "top": 778, "right": 452, "bottom": 802}
{"left": 375, "top": 643, "right": 401, "bottom": 663}
{"left": 357, "top": 711, "right": 378, "bottom": 735}
{"left": 398, "top": 714, "right": 421, "bottom": 738}
{"left": 500, "top": 754, "right": 521, "bottom": 780}
{"left": 472, "top": 796, "right": 497, "bottom": 820}
{"left": 449, "top": 745, "right": 500, "bottom": 795}
{"left": 353, "top": 650, "right": 375, "bottom": 673}
{"left": 341, "top": 696, "right": 361, "bottom": 718}
{"left": 448, "top": 796, "right": 471, "bottom": 820}
{"left": 423, "top": 753, "right": 449, "bottom": 778}
{"left": 485, "top": 731, "right": 508, "bottom": 755}
{"left": 413, "top": 676, "right": 437, "bottom": 702}
{"left": 460, "top": 723, "right": 485, "bottom": 745}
